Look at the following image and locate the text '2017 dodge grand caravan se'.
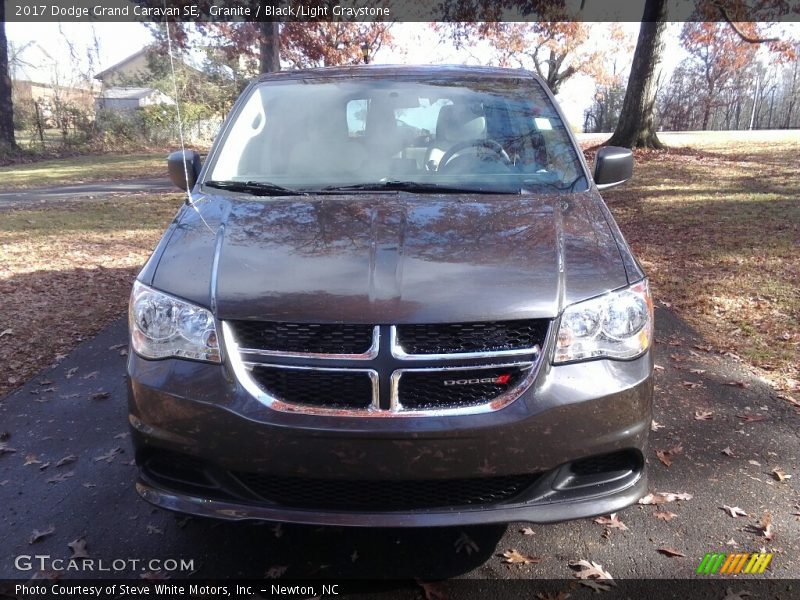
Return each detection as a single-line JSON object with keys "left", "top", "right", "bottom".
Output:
{"left": 128, "top": 65, "right": 653, "bottom": 527}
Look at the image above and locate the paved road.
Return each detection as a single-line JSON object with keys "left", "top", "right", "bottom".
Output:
{"left": 1, "top": 308, "right": 798, "bottom": 589}
{"left": 0, "top": 178, "right": 173, "bottom": 210}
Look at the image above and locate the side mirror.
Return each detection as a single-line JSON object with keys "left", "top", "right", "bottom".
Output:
{"left": 593, "top": 146, "right": 633, "bottom": 190}
{"left": 167, "top": 150, "right": 202, "bottom": 191}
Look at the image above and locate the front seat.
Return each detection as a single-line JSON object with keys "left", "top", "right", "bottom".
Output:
{"left": 425, "top": 104, "right": 487, "bottom": 170}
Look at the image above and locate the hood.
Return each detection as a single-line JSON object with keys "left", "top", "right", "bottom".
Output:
{"left": 150, "top": 191, "right": 631, "bottom": 324}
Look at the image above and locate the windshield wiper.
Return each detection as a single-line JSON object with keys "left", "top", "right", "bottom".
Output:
{"left": 204, "top": 180, "right": 305, "bottom": 196}
{"left": 315, "top": 181, "right": 513, "bottom": 195}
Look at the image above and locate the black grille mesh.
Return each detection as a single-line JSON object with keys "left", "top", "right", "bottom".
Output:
{"left": 250, "top": 366, "right": 373, "bottom": 409}
{"left": 230, "top": 321, "right": 374, "bottom": 354}
{"left": 231, "top": 472, "right": 540, "bottom": 511}
{"left": 396, "top": 320, "right": 548, "bottom": 354}
{"left": 398, "top": 366, "right": 529, "bottom": 410}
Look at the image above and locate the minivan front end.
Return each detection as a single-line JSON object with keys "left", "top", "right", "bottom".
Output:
{"left": 127, "top": 65, "right": 653, "bottom": 526}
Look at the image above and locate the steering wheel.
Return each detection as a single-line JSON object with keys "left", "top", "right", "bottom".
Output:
{"left": 437, "top": 139, "right": 512, "bottom": 172}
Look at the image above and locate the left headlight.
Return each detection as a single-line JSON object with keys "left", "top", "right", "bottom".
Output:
{"left": 554, "top": 279, "right": 653, "bottom": 364}
{"left": 129, "top": 280, "right": 220, "bottom": 363}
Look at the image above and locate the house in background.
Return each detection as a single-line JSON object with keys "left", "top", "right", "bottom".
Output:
{"left": 94, "top": 87, "right": 174, "bottom": 112}
{"left": 93, "top": 47, "right": 160, "bottom": 87}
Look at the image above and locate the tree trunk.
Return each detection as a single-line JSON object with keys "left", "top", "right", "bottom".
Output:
{"left": 259, "top": 20, "right": 280, "bottom": 74}
{"left": 0, "top": 4, "right": 18, "bottom": 152}
{"left": 607, "top": 0, "right": 667, "bottom": 149}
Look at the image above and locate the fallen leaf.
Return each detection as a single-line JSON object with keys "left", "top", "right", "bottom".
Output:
{"left": 39, "top": 462, "right": 51, "bottom": 471}
{"left": 748, "top": 460, "right": 761, "bottom": 466}
{"left": 454, "top": 531, "right": 479, "bottom": 555}
{"left": 65, "top": 367, "right": 78, "bottom": 379}
{"left": 737, "top": 414, "right": 765, "bottom": 423}
{"left": 725, "top": 381, "right": 750, "bottom": 388}
{"left": 722, "top": 589, "right": 751, "bottom": 600}
{"left": 520, "top": 527, "right": 535, "bottom": 536}
{"left": 569, "top": 560, "right": 615, "bottom": 591}
{"left": 0, "top": 328, "right": 13, "bottom": 338}
{"left": 694, "top": 410, "right": 713, "bottom": 420}
{"left": 0, "top": 445, "right": 17, "bottom": 456}
{"left": 56, "top": 455, "right": 77, "bottom": 468}
{"left": 499, "top": 549, "right": 542, "bottom": 565}
{"left": 755, "top": 511, "right": 775, "bottom": 540}
{"left": 655, "top": 444, "right": 683, "bottom": 467}
{"left": 29, "top": 525, "right": 55, "bottom": 544}
{"left": 592, "top": 513, "right": 628, "bottom": 530}
{"left": 114, "top": 432, "right": 129, "bottom": 440}
{"left": 82, "top": 371, "right": 99, "bottom": 380}
{"left": 654, "top": 511, "right": 677, "bottom": 521}
{"left": 638, "top": 492, "right": 693, "bottom": 505}
{"left": 693, "top": 344, "right": 714, "bottom": 352}
{"left": 654, "top": 364, "right": 664, "bottom": 371}
{"left": 146, "top": 524, "right": 163, "bottom": 535}
{"left": 24, "top": 454, "right": 42, "bottom": 466}
{"left": 721, "top": 446, "right": 734, "bottom": 457}
{"left": 682, "top": 380, "right": 703, "bottom": 389}
{"left": 416, "top": 580, "right": 447, "bottom": 600}
{"left": 94, "top": 447, "right": 122, "bottom": 463}
{"left": 89, "top": 391, "right": 110, "bottom": 401}
{"left": 657, "top": 547, "right": 685, "bottom": 557}
{"left": 68, "top": 538, "right": 89, "bottom": 559}
{"left": 721, "top": 505, "right": 748, "bottom": 518}
{"left": 689, "top": 368, "right": 706, "bottom": 375}
{"left": 265, "top": 565, "right": 288, "bottom": 579}
{"left": 47, "top": 471, "right": 74, "bottom": 484}
{"left": 650, "top": 420, "right": 665, "bottom": 431}
{"left": 771, "top": 468, "right": 791, "bottom": 482}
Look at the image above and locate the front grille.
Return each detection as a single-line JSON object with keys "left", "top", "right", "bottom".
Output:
{"left": 229, "top": 321, "right": 374, "bottom": 355}
{"left": 249, "top": 366, "right": 374, "bottom": 409}
{"left": 395, "top": 320, "right": 547, "bottom": 355}
{"left": 231, "top": 472, "right": 540, "bottom": 511}
{"left": 397, "top": 365, "right": 530, "bottom": 410}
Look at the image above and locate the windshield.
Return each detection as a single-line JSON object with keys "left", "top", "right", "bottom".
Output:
{"left": 206, "top": 75, "right": 587, "bottom": 194}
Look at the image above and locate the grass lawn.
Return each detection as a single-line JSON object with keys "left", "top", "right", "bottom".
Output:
{"left": 601, "top": 130, "right": 799, "bottom": 400}
{"left": 0, "top": 130, "right": 797, "bottom": 403}
{"left": 0, "top": 195, "right": 183, "bottom": 397}
{"left": 0, "top": 152, "right": 167, "bottom": 191}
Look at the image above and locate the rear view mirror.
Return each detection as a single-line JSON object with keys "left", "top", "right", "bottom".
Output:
{"left": 593, "top": 146, "right": 633, "bottom": 190}
{"left": 167, "top": 150, "right": 202, "bottom": 191}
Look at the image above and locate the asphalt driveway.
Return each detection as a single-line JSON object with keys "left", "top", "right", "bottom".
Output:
{"left": 1, "top": 307, "right": 798, "bottom": 590}
{"left": 0, "top": 179, "right": 172, "bottom": 211}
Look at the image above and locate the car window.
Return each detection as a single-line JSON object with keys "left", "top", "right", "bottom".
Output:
{"left": 207, "top": 76, "right": 587, "bottom": 194}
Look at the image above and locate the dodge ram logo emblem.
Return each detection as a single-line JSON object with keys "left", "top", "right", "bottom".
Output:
{"left": 443, "top": 374, "right": 511, "bottom": 386}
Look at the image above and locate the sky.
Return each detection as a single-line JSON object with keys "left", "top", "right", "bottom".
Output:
{"left": 1, "top": 21, "right": 703, "bottom": 127}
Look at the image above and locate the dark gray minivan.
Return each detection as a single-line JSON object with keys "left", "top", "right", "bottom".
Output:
{"left": 128, "top": 65, "right": 653, "bottom": 526}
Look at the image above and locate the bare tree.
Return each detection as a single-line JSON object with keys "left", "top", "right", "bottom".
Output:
{"left": 607, "top": 0, "right": 668, "bottom": 148}
{"left": 0, "top": 1, "right": 18, "bottom": 151}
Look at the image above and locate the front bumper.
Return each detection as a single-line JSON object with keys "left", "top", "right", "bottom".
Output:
{"left": 128, "top": 351, "right": 652, "bottom": 526}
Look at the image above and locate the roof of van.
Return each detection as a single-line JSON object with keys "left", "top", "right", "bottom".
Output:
{"left": 255, "top": 64, "right": 540, "bottom": 83}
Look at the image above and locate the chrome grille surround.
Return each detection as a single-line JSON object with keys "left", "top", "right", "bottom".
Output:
{"left": 222, "top": 321, "right": 546, "bottom": 417}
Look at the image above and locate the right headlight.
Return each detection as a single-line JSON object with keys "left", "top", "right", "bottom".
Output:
{"left": 554, "top": 279, "right": 653, "bottom": 363}
{"left": 129, "top": 281, "right": 220, "bottom": 363}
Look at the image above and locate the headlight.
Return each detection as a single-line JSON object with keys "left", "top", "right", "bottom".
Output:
{"left": 554, "top": 280, "right": 653, "bottom": 363}
{"left": 129, "top": 281, "right": 220, "bottom": 362}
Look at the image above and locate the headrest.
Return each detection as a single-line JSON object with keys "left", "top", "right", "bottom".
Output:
{"left": 436, "top": 104, "right": 486, "bottom": 143}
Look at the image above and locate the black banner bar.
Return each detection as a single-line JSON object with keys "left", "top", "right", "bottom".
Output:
{"left": 2, "top": 579, "right": 800, "bottom": 600}
{"left": 4, "top": 0, "right": 800, "bottom": 23}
